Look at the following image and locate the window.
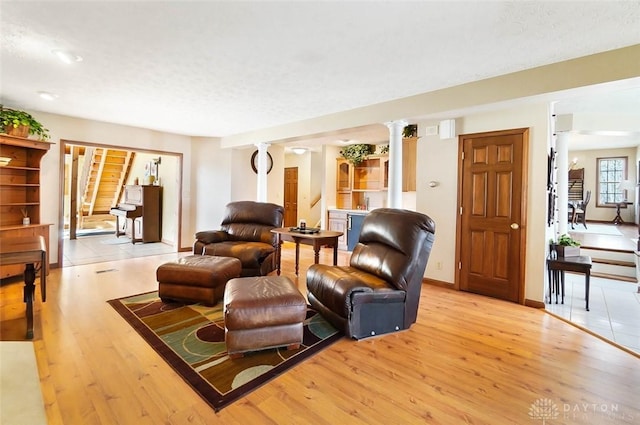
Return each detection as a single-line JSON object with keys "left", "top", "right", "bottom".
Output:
{"left": 597, "top": 157, "right": 628, "bottom": 206}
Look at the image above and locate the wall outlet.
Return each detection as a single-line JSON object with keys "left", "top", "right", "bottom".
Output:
{"left": 436, "top": 261, "right": 443, "bottom": 270}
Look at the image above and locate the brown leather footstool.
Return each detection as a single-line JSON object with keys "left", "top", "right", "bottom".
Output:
{"left": 224, "top": 276, "right": 307, "bottom": 358}
{"left": 157, "top": 255, "right": 241, "bottom": 306}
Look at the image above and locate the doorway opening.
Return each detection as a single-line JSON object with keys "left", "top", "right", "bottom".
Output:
{"left": 58, "top": 139, "right": 183, "bottom": 267}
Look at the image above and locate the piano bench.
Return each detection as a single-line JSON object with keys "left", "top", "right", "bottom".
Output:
{"left": 157, "top": 255, "right": 242, "bottom": 306}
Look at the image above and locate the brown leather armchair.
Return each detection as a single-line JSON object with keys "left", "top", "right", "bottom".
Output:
{"left": 306, "top": 208, "right": 436, "bottom": 339}
{"left": 193, "top": 201, "right": 284, "bottom": 277}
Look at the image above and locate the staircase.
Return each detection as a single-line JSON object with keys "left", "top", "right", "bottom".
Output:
{"left": 580, "top": 247, "right": 637, "bottom": 282}
{"left": 568, "top": 223, "right": 638, "bottom": 283}
{"left": 79, "top": 148, "right": 135, "bottom": 225}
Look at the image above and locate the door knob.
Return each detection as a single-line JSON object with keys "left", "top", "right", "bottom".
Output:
{"left": 510, "top": 223, "right": 519, "bottom": 229}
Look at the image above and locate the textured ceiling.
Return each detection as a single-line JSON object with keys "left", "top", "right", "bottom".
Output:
{"left": 1, "top": 1, "right": 639, "bottom": 144}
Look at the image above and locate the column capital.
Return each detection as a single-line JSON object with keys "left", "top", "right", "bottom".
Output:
{"left": 384, "top": 120, "right": 408, "bottom": 131}
{"left": 255, "top": 142, "right": 271, "bottom": 150}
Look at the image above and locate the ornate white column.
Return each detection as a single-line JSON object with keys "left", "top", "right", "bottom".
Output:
{"left": 385, "top": 120, "right": 407, "bottom": 208}
{"left": 255, "top": 142, "right": 270, "bottom": 202}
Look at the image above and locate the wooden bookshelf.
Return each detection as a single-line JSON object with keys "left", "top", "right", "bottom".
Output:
{"left": 0, "top": 134, "right": 53, "bottom": 278}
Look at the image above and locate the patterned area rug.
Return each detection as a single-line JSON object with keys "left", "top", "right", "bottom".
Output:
{"left": 108, "top": 291, "right": 342, "bottom": 411}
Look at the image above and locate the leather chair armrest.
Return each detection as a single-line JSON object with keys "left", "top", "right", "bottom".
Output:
{"left": 195, "top": 230, "right": 228, "bottom": 244}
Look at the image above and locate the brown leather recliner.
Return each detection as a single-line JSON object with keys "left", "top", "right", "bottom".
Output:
{"left": 306, "top": 208, "right": 436, "bottom": 339}
{"left": 193, "top": 201, "right": 284, "bottom": 277}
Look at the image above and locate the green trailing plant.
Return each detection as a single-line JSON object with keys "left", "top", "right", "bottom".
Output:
{"left": 403, "top": 124, "right": 418, "bottom": 138}
{"left": 551, "top": 234, "right": 580, "bottom": 247}
{"left": 378, "top": 144, "right": 389, "bottom": 154}
{"left": 0, "top": 106, "right": 50, "bottom": 140}
{"left": 340, "top": 144, "right": 375, "bottom": 165}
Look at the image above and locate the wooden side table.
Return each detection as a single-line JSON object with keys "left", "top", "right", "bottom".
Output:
{"left": 271, "top": 228, "right": 343, "bottom": 276}
{"left": 0, "top": 236, "right": 47, "bottom": 338}
{"left": 606, "top": 201, "right": 633, "bottom": 225}
{"left": 546, "top": 255, "right": 592, "bottom": 311}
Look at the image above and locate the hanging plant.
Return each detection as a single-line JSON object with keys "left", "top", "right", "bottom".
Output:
{"left": 379, "top": 144, "right": 389, "bottom": 154}
{"left": 340, "top": 144, "right": 375, "bottom": 165}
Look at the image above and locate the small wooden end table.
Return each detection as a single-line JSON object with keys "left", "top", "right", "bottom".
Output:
{"left": 0, "top": 236, "right": 47, "bottom": 339}
{"left": 606, "top": 201, "right": 633, "bottom": 225}
{"left": 546, "top": 255, "right": 592, "bottom": 311}
{"left": 271, "top": 228, "right": 343, "bottom": 276}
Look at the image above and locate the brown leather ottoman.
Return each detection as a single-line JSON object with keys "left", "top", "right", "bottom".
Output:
{"left": 157, "top": 255, "right": 241, "bottom": 306}
{"left": 224, "top": 276, "right": 307, "bottom": 357}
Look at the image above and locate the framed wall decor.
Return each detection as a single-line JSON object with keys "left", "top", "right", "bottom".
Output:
{"left": 547, "top": 148, "right": 555, "bottom": 191}
{"left": 251, "top": 150, "right": 273, "bottom": 174}
{"left": 547, "top": 147, "right": 556, "bottom": 226}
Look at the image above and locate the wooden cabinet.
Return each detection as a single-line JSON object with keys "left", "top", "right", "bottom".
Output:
{"left": 351, "top": 155, "right": 388, "bottom": 208}
{"left": 353, "top": 156, "right": 386, "bottom": 191}
{"left": 0, "top": 134, "right": 52, "bottom": 278}
{"left": 335, "top": 142, "right": 416, "bottom": 209}
{"left": 336, "top": 159, "right": 352, "bottom": 209}
{"left": 336, "top": 159, "right": 352, "bottom": 191}
{"left": 402, "top": 137, "right": 417, "bottom": 192}
{"left": 328, "top": 210, "right": 348, "bottom": 251}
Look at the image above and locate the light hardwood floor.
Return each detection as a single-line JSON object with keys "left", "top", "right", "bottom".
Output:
{"left": 1, "top": 243, "right": 638, "bottom": 425}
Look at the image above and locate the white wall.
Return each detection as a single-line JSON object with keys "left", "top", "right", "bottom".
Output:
{"left": 284, "top": 152, "right": 311, "bottom": 226}
{"left": 417, "top": 102, "right": 550, "bottom": 303}
{"left": 230, "top": 145, "right": 284, "bottom": 206}
{"left": 283, "top": 150, "right": 325, "bottom": 227}
{"left": 124, "top": 152, "right": 180, "bottom": 245}
{"left": 568, "top": 147, "right": 638, "bottom": 223}
{"left": 309, "top": 151, "right": 323, "bottom": 226}
{"left": 34, "top": 111, "right": 194, "bottom": 263}
{"left": 191, "top": 138, "right": 231, "bottom": 232}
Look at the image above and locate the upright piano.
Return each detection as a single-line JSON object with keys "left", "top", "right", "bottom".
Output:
{"left": 109, "top": 185, "right": 162, "bottom": 244}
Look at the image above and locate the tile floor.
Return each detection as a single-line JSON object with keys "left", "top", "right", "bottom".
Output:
{"left": 62, "top": 233, "right": 175, "bottom": 267}
{"left": 545, "top": 272, "right": 640, "bottom": 355}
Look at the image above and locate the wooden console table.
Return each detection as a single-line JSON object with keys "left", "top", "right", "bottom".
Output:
{"left": 546, "top": 255, "right": 592, "bottom": 311}
{"left": 0, "top": 236, "right": 47, "bottom": 339}
{"left": 271, "top": 228, "right": 343, "bottom": 276}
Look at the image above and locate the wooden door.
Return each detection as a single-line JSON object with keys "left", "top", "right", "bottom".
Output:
{"left": 283, "top": 167, "right": 298, "bottom": 227}
{"left": 457, "top": 128, "right": 528, "bottom": 303}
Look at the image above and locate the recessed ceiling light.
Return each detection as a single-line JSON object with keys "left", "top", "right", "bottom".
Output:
{"left": 52, "top": 49, "right": 83, "bottom": 64}
{"left": 38, "top": 91, "right": 58, "bottom": 101}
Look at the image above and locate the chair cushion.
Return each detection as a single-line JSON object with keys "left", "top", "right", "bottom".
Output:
{"left": 203, "top": 241, "right": 275, "bottom": 269}
{"left": 306, "top": 264, "right": 404, "bottom": 319}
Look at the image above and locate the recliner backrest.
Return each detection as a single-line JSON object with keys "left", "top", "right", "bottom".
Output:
{"left": 349, "top": 209, "right": 436, "bottom": 291}
{"left": 220, "top": 201, "right": 284, "bottom": 245}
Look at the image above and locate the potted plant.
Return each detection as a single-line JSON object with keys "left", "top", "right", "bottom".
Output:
{"left": 0, "top": 106, "right": 50, "bottom": 141}
{"left": 550, "top": 234, "right": 580, "bottom": 257}
{"left": 403, "top": 124, "right": 418, "bottom": 138}
{"left": 340, "top": 144, "right": 375, "bottom": 165}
